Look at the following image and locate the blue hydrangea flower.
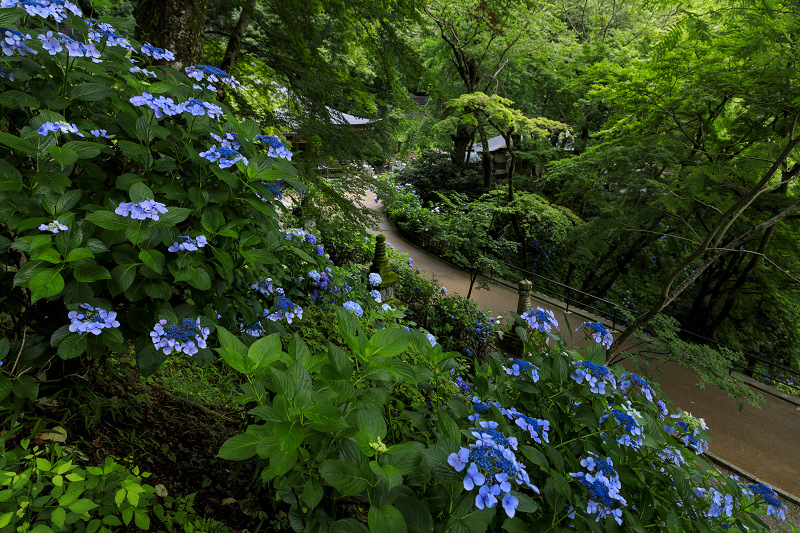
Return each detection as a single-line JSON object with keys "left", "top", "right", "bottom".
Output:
{"left": 87, "top": 20, "right": 133, "bottom": 50}
{"left": 140, "top": 42, "right": 175, "bottom": 61}
{"left": 369, "top": 290, "right": 381, "bottom": 302}
{"left": 343, "top": 301, "right": 363, "bottom": 317}
{"left": 265, "top": 295, "right": 303, "bottom": 324}
{"left": 182, "top": 98, "right": 223, "bottom": 119}
{"left": 168, "top": 235, "right": 208, "bottom": 252}
{"left": 600, "top": 403, "right": 643, "bottom": 448}
{"left": 503, "top": 359, "right": 539, "bottom": 381}
{"left": 1, "top": 28, "right": 37, "bottom": 56}
{"left": 250, "top": 278, "right": 275, "bottom": 295}
{"left": 68, "top": 304, "right": 119, "bottom": 335}
{"left": 408, "top": 258, "right": 413, "bottom": 267}
{"left": 619, "top": 373, "right": 654, "bottom": 402}
{"left": 0, "top": 68, "right": 14, "bottom": 81}
{"left": 494, "top": 404, "right": 550, "bottom": 444}
{"left": 368, "top": 272, "right": 382, "bottom": 287}
{"left": 317, "top": 244, "right": 325, "bottom": 256}
{"left": 441, "top": 287, "right": 447, "bottom": 294}
{"left": 130, "top": 66, "right": 156, "bottom": 77}
{"left": 2, "top": 0, "right": 82, "bottom": 21}
{"left": 570, "top": 360, "right": 616, "bottom": 394}
{"left": 578, "top": 322, "right": 614, "bottom": 349}
{"left": 90, "top": 129, "right": 109, "bottom": 138}
{"left": 199, "top": 145, "right": 248, "bottom": 168}
{"left": 254, "top": 135, "right": 292, "bottom": 160}
{"left": 747, "top": 483, "right": 785, "bottom": 520}
{"left": 520, "top": 307, "right": 559, "bottom": 333}
{"left": 210, "top": 132, "right": 240, "bottom": 150}
{"left": 185, "top": 64, "right": 241, "bottom": 89}
{"left": 37, "top": 121, "right": 83, "bottom": 137}
{"left": 568, "top": 456, "right": 626, "bottom": 526}
{"left": 114, "top": 199, "right": 168, "bottom": 221}
{"left": 39, "top": 220, "right": 68, "bottom": 233}
{"left": 425, "top": 333, "right": 437, "bottom": 347}
{"left": 150, "top": 318, "right": 209, "bottom": 356}
{"left": 129, "top": 92, "right": 182, "bottom": 118}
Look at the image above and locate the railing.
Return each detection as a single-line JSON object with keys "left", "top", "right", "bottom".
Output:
{"left": 386, "top": 212, "right": 800, "bottom": 397}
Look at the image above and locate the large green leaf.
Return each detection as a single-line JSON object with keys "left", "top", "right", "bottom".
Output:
{"left": 319, "top": 459, "right": 369, "bottom": 497}
{"left": 85, "top": 210, "right": 128, "bottom": 231}
{"left": 150, "top": 207, "right": 191, "bottom": 228}
{"left": 368, "top": 505, "right": 407, "bottom": 533}
{"left": 366, "top": 328, "right": 408, "bottom": 359}
{"left": 73, "top": 263, "right": 111, "bottom": 283}
{"left": 47, "top": 146, "right": 79, "bottom": 169}
{"left": 218, "top": 433, "right": 260, "bottom": 461}
{"left": 29, "top": 269, "right": 65, "bottom": 302}
{"left": 0, "top": 159, "right": 22, "bottom": 191}
{"left": 71, "top": 82, "right": 111, "bottom": 101}
{"left": 57, "top": 333, "right": 87, "bottom": 359}
{"left": 0, "top": 132, "right": 37, "bottom": 154}
{"left": 215, "top": 326, "right": 250, "bottom": 375}
{"left": 247, "top": 334, "right": 282, "bottom": 372}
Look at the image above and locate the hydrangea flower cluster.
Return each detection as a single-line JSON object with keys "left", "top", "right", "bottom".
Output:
{"left": 452, "top": 374, "right": 472, "bottom": 394}
{"left": 150, "top": 318, "right": 209, "bottom": 356}
{"left": 654, "top": 445, "right": 687, "bottom": 472}
{"left": 569, "top": 455, "right": 626, "bottom": 525}
{"left": 68, "top": 304, "right": 119, "bottom": 335}
{"left": 183, "top": 98, "right": 223, "bottom": 119}
{"left": 447, "top": 420, "right": 538, "bottom": 518}
{"left": 115, "top": 199, "right": 168, "bottom": 221}
{"left": 665, "top": 411, "right": 709, "bottom": 453}
{"left": 210, "top": 132, "right": 240, "bottom": 150}
{"left": 168, "top": 235, "right": 208, "bottom": 252}
{"left": 129, "top": 92, "right": 182, "bottom": 118}
{"left": 746, "top": 483, "right": 785, "bottom": 519}
{"left": 255, "top": 135, "right": 292, "bottom": 160}
{"left": 1, "top": 0, "right": 81, "bottom": 22}
{"left": 38, "top": 31, "right": 100, "bottom": 61}
{"left": 693, "top": 487, "right": 735, "bottom": 519}
{"left": 265, "top": 295, "right": 303, "bottom": 324}
{"left": 496, "top": 405, "right": 550, "bottom": 444}
{"left": 474, "top": 314, "right": 496, "bottom": 345}
{"left": 503, "top": 358, "right": 539, "bottom": 380}
{"left": 39, "top": 220, "right": 68, "bottom": 233}
{"left": 87, "top": 20, "right": 133, "bottom": 50}
{"left": 601, "top": 404, "right": 643, "bottom": 448}
{"left": 0, "top": 68, "right": 14, "bottom": 81}
{"left": 425, "top": 333, "right": 437, "bottom": 347}
{"left": 37, "top": 121, "right": 83, "bottom": 136}
{"left": 186, "top": 64, "right": 241, "bottom": 89}
{"left": 90, "top": 129, "right": 109, "bottom": 138}
{"left": 199, "top": 145, "right": 248, "bottom": 168}
{"left": 140, "top": 42, "right": 175, "bottom": 61}
{"left": 368, "top": 272, "right": 382, "bottom": 287}
{"left": 129, "top": 66, "right": 156, "bottom": 77}
{"left": 343, "top": 301, "right": 363, "bottom": 317}
{"left": 369, "top": 290, "right": 381, "bottom": 302}
{"left": 1, "top": 28, "right": 37, "bottom": 56}
{"left": 520, "top": 307, "right": 559, "bottom": 333}
{"left": 280, "top": 228, "right": 312, "bottom": 241}
{"left": 251, "top": 278, "right": 276, "bottom": 295}
{"left": 570, "top": 360, "right": 617, "bottom": 394}
{"left": 619, "top": 373, "right": 654, "bottom": 402}
{"left": 578, "top": 322, "right": 614, "bottom": 349}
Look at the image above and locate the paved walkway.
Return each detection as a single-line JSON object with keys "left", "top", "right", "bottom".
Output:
{"left": 361, "top": 192, "right": 800, "bottom": 497}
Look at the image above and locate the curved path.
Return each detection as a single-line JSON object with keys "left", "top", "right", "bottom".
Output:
{"left": 360, "top": 191, "right": 800, "bottom": 497}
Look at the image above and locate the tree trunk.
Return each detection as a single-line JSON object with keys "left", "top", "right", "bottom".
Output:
{"left": 477, "top": 123, "right": 493, "bottom": 190}
{"left": 220, "top": 0, "right": 257, "bottom": 74}
{"left": 135, "top": 0, "right": 208, "bottom": 70}
{"left": 451, "top": 124, "right": 474, "bottom": 166}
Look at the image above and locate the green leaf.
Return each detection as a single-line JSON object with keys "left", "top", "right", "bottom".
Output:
{"left": 186, "top": 267, "right": 211, "bottom": 290}
{"left": 11, "top": 375, "right": 38, "bottom": 399}
{"left": 273, "top": 421, "right": 304, "bottom": 452}
{"left": 129, "top": 182, "right": 154, "bottom": 202}
{"left": 0, "top": 90, "right": 37, "bottom": 108}
{"left": 269, "top": 446, "right": 298, "bottom": 476}
{"left": 247, "top": 333, "right": 282, "bottom": 372}
{"left": 55, "top": 189, "right": 82, "bottom": 214}
{"left": 366, "top": 328, "right": 408, "bottom": 359}
{"left": 303, "top": 404, "right": 348, "bottom": 432}
{"left": 138, "top": 249, "right": 164, "bottom": 274}
{"left": 85, "top": 210, "right": 128, "bottom": 231}
{"left": 218, "top": 433, "right": 259, "bottom": 461}
{"left": 57, "top": 333, "right": 87, "bottom": 359}
{"left": 0, "top": 159, "right": 22, "bottom": 191}
{"left": 319, "top": 459, "right": 369, "bottom": 497}
{"left": 73, "top": 263, "right": 111, "bottom": 283}
{"left": 357, "top": 408, "right": 387, "bottom": 441}
{"left": 65, "top": 248, "right": 94, "bottom": 262}
{"left": 63, "top": 141, "right": 103, "bottom": 160}
{"left": 150, "top": 207, "right": 191, "bottom": 228}
{"left": 585, "top": 343, "right": 606, "bottom": 365}
{"left": 369, "top": 461, "right": 403, "bottom": 489}
{"left": 110, "top": 263, "right": 137, "bottom": 292}
{"left": 71, "top": 82, "right": 111, "bottom": 101}
{"left": 29, "top": 269, "right": 65, "bottom": 302}
{"left": 0, "top": 8, "right": 24, "bottom": 27}
{"left": 68, "top": 499, "right": 99, "bottom": 514}
{"left": 216, "top": 326, "right": 250, "bottom": 374}
{"left": 368, "top": 505, "right": 407, "bottom": 533}
{"left": 50, "top": 507, "right": 66, "bottom": 529}
{"left": 47, "top": 146, "right": 79, "bottom": 169}
{"left": 241, "top": 249, "right": 278, "bottom": 265}
{"left": 0, "top": 131, "right": 37, "bottom": 154}
{"left": 30, "top": 247, "right": 61, "bottom": 264}
{"left": 124, "top": 223, "right": 151, "bottom": 245}
{"left": 0, "top": 375, "right": 12, "bottom": 403}
{"left": 448, "top": 494, "right": 495, "bottom": 533}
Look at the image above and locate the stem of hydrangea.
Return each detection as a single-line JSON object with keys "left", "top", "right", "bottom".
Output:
{"left": 555, "top": 428, "right": 607, "bottom": 450}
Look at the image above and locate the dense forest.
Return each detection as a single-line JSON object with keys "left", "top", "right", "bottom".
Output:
{"left": 0, "top": 0, "right": 798, "bottom": 531}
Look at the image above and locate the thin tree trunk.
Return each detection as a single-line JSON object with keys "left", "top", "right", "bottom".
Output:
{"left": 220, "top": 0, "right": 257, "bottom": 74}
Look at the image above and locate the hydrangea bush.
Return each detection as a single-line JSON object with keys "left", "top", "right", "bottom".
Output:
{"left": 0, "top": 1, "right": 300, "bottom": 401}
{"left": 217, "top": 306, "right": 786, "bottom": 532}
